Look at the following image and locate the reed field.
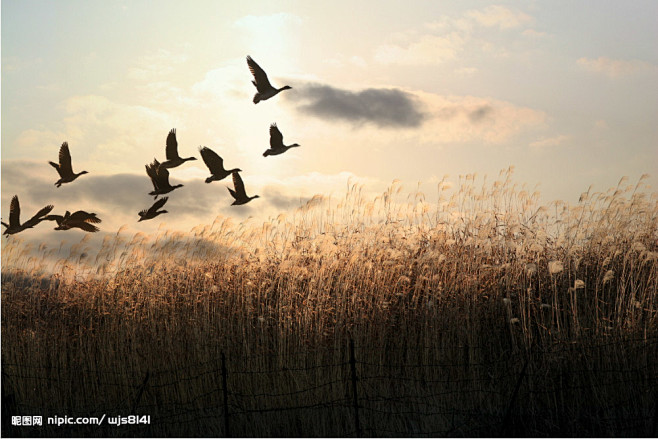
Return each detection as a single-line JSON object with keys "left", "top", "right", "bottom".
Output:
{"left": 2, "top": 168, "right": 657, "bottom": 437}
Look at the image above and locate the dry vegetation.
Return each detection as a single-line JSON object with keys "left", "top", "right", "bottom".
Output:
{"left": 2, "top": 168, "right": 657, "bottom": 437}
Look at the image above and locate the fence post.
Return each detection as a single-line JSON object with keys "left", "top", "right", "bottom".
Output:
{"left": 349, "top": 338, "right": 362, "bottom": 438}
{"left": 221, "top": 352, "right": 231, "bottom": 437}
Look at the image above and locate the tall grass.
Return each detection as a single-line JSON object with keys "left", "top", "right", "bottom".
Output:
{"left": 2, "top": 168, "right": 657, "bottom": 436}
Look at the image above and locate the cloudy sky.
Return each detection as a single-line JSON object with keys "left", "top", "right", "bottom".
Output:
{"left": 2, "top": 0, "right": 657, "bottom": 247}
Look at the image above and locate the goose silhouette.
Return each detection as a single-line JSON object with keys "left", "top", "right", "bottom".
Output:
{"left": 160, "top": 129, "right": 197, "bottom": 169}
{"left": 49, "top": 142, "right": 88, "bottom": 187}
{"left": 263, "top": 123, "right": 300, "bottom": 157}
{"left": 247, "top": 56, "right": 291, "bottom": 104}
{"left": 45, "top": 210, "right": 101, "bottom": 232}
{"left": 146, "top": 158, "right": 183, "bottom": 198}
{"left": 138, "top": 197, "right": 169, "bottom": 222}
{"left": 228, "top": 172, "right": 259, "bottom": 205}
{"left": 199, "top": 146, "right": 241, "bottom": 183}
{"left": 2, "top": 195, "right": 54, "bottom": 235}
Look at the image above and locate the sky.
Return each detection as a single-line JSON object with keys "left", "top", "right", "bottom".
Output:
{"left": 2, "top": 0, "right": 657, "bottom": 249}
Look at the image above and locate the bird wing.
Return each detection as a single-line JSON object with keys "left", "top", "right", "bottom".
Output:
{"left": 199, "top": 147, "right": 225, "bottom": 173}
{"left": 43, "top": 214, "right": 64, "bottom": 224}
{"left": 59, "top": 142, "right": 73, "bottom": 175}
{"left": 9, "top": 195, "right": 21, "bottom": 227}
{"left": 269, "top": 123, "right": 284, "bottom": 149}
{"left": 48, "top": 161, "right": 61, "bottom": 174}
{"left": 247, "top": 56, "right": 273, "bottom": 92}
{"left": 165, "top": 129, "right": 180, "bottom": 161}
{"left": 156, "top": 161, "right": 173, "bottom": 187}
{"left": 24, "top": 205, "right": 55, "bottom": 227}
{"left": 72, "top": 221, "right": 100, "bottom": 233}
{"left": 69, "top": 211, "right": 101, "bottom": 223}
{"left": 232, "top": 172, "right": 247, "bottom": 198}
{"left": 146, "top": 159, "right": 161, "bottom": 190}
{"left": 149, "top": 197, "right": 168, "bottom": 213}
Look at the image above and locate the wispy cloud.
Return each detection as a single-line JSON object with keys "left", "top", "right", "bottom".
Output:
{"left": 14, "top": 94, "right": 178, "bottom": 175}
{"left": 577, "top": 57, "right": 656, "bottom": 78}
{"left": 465, "top": 5, "right": 533, "bottom": 30}
{"left": 373, "top": 5, "right": 535, "bottom": 66}
{"left": 374, "top": 33, "right": 464, "bottom": 65}
{"left": 286, "top": 83, "right": 427, "bottom": 128}
{"left": 416, "top": 92, "right": 546, "bottom": 144}
{"left": 529, "top": 134, "right": 570, "bottom": 149}
{"left": 127, "top": 47, "right": 190, "bottom": 82}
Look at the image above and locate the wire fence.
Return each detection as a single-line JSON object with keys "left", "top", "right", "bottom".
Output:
{"left": 2, "top": 338, "right": 658, "bottom": 437}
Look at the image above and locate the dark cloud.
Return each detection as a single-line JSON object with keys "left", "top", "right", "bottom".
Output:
{"left": 1, "top": 160, "right": 230, "bottom": 233}
{"left": 1, "top": 161, "right": 245, "bottom": 269}
{"left": 261, "top": 186, "right": 310, "bottom": 210}
{"left": 468, "top": 105, "right": 494, "bottom": 123}
{"left": 2, "top": 160, "right": 322, "bottom": 261}
{"left": 285, "top": 83, "right": 427, "bottom": 128}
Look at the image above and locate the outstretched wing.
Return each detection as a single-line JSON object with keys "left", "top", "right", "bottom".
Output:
{"left": 165, "top": 129, "right": 180, "bottom": 161}
{"left": 58, "top": 142, "right": 73, "bottom": 175}
{"left": 73, "top": 221, "right": 100, "bottom": 233}
{"left": 48, "top": 161, "right": 61, "bottom": 174}
{"left": 269, "top": 123, "right": 284, "bottom": 149}
{"left": 156, "top": 162, "right": 172, "bottom": 186}
{"left": 24, "top": 205, "right": 55, "bottom": 228}
{"left": 247, "top": 56, "right": 272, "bottom": 92}
{"left": 146, "top": 159, "right": 161, "bottom": 190}
{"left": 43, "top": 214, "right": 64, "bottom": 224}
{"left": 232, "top": 172, "right": 247, "bottom": 198}
{"left": 149, "top": 197, "right": 168, "bottom": 213}
{"left": 9, "top": 195, "right": 21, "bottom": 227}
{"left": 199, "top": 147, "right": 225, "bottom": 173}
{"left": 69, "top": 211, "right": 101, "bottom": 224}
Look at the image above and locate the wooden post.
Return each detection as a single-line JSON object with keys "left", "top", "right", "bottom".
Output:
{"left": 221, "top": 352, "right": 230, "bottom": 437}
{"left": 349, "top": 338, "right": 362, "bottom": 438}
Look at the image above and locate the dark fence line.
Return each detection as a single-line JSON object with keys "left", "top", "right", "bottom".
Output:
{"left": 2, "top": 338, "right": 657, "bottom": 437}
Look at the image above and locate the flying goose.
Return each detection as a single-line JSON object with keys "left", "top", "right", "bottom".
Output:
{"left": 49, "top": 142, "right": 88, "bottom": 187}
{"left": 228, "top": 172, "right": 259, "bottom": 206}
{"left": 138, "top": 197, "right": 169, "bottom": 222}
{"left": 247, "top": 55, "right": 291, "bottom": 104}
{"left": 263, "top": 123, "right": 300, "bottom": 157}
{"left": 146, "top": 158, "right": 183, "bottom": 198}
{"left": 199, "top": 146, "right": 241, "bottom": 183}
{"left": 44, "top": 210, "right": 101, "bottom": 232}
{"left": 160, "top": 129, "right": 197, "bottom": 169}
{"left": 2, "top": 195, "right": 54, "bottom": 235}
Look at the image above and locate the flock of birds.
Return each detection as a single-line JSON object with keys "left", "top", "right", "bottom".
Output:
{"left": 2, "top": 56, "right": 297, "bottom": 236}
